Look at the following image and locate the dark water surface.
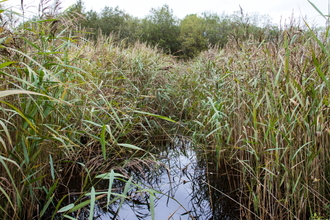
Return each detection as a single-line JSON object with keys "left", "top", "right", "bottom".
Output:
{"left": 55, "top": 137, "right": 240, "bottom": 220}
{"left": 90, "top": 137, "right": 239, "bottom": 220}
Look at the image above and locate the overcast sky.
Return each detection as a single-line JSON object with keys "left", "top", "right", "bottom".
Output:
{"left": 7, "top": 0, "right": 329, "bottom": 26}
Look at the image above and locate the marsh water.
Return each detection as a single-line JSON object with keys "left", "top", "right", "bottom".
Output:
{"left": 58, "top": 137, "right": 240, "bottom": 220}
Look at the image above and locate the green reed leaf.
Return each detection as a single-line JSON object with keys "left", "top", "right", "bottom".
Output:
{"left": 89, "top": 187, "right": 95, "bottom": 220}
{"left": 100, "top": 125, "right": 106, "bottom": 160}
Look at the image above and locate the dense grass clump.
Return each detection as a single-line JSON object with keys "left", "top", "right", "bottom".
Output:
{"left": 0, "top": 1, "right": 329, "bottom": 219}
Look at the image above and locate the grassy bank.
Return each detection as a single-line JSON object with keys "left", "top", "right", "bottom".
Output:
{"left": 0, "top": 3, "right": 330, "bottom": 219}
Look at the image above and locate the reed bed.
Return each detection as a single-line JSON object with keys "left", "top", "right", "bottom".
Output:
{"left": 174, "top": 26, "right": 330, "bottom": 219}
{"left": 0, "top": 2, "right": 329, "bottom": 219}
{"left": 0, "top": 9, "right": 176, "bottom": 219}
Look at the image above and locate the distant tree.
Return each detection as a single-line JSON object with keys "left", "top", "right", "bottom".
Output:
{"left": 66, "top": 0, "right": 85, "bottom": 15}
{"left": 179, "top": 14, "right": 208, "bottom": 59}
{"left": 79, "top": 6, "right": 136, "bottom": 41}
{"left": 202, "top": 12, "right": 232, "bottom": 47}
{"left": 98, "top": 7, "right": 129, "bottom": 36}
{"left": 79, "top": 9, "right": 98, "bottom": 37}
{"left": 138, "top": 4, "right": 180, "bottom": 54}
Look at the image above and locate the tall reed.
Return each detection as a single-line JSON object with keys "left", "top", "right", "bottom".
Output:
{"left": 174, "top": 23, "right": 330, "bottom": 219}
{"left": 0, "top": 2, "right": 176, "bottom": 218}
{"left": 1, "top": 0, "right": 329, "bottom": 219}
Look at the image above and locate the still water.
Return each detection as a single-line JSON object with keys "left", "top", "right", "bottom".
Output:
{"left": 90, "top": 137, "right": 239, "bottom": 220}
{"left": 55, "top": 137, "right": 239, "bottom": 220}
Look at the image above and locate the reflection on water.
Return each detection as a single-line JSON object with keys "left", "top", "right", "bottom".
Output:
{"left": 93, "top": 137, "right": 239, "bottom": 220}
{"left": 54, "top": 137, "right": 240, "bottom": 220}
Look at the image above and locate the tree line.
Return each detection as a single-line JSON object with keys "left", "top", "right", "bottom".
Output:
{"left": 67, "top": 1, "right": 284, "bottom": 58}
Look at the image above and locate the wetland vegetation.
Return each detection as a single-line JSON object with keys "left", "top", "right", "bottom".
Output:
{"left": 0, "top": 0, "right": 329, "bottom": 219}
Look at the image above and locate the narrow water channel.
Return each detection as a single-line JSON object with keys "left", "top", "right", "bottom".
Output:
{"left": 51, "top": 136, "right": 240, "bottom": 219}
{"left": 91, "top": 137, "right": 240, "bottom": 220}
